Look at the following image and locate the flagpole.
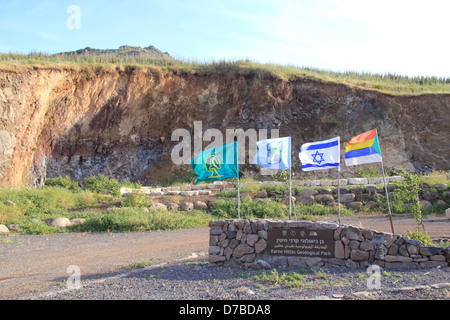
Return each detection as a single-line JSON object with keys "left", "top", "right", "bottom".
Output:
{"left": 289, "top": 137, "right": 293, "bottom": 220}
{"left": 237, "top": 141, "right": 240, "bottom": 220}
{"left": 381, "top": 159, "right": 394, "bottom": 234}
{"left": 337, "top": 136, "right": 341, "bottom": 225}
{"left": 376, "top": 131, "right": 394, "bottom": 234}
{"left": 237, "top": 174, "right": 240, "bottom": 220}
{"left": 337, "top": 167, "right": 341, "bottom": 225}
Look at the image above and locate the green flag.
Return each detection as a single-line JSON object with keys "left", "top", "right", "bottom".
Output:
{"left": 190, "top": 142, "right": 238, "bottom": 185}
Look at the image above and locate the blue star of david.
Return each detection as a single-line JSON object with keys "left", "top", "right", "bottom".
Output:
{"left": 311, "top": 150, "right": 325, "bottom": 165}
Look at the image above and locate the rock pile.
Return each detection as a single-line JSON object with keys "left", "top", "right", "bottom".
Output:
{"left": 0, "top": 218, "right": 86, "bottom": 233}
{"left": 209, "top": 219, "right": 450, "bottom": 269}
{"left": 122, "top": 179, "right": 449, "bottom": 213}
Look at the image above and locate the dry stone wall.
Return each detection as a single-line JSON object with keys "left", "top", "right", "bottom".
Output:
{"left": 209, "top": 219, "right": 450, "bottom": 269}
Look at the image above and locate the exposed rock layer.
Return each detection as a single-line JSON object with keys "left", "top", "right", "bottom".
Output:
{"left": 0, "top": 66, "right": 449, "bottom": 186}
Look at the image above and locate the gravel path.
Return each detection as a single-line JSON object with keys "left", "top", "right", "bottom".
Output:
{"left": 31, "top": 255, "right": 450, "bottom": 301}
{"left": 0, "top": 227, "right": 209, "bottom": 299}
{"left": 1, "top": 214, "right": 449, "bottom": 301}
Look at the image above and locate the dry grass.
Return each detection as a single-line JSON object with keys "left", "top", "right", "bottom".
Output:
{"left": 1, "top": 52, "right": 449, "bottom": 95}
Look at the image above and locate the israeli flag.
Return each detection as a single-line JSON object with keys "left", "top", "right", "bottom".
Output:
{"left": 299, "top": 136, "right": 340, "bottom": 171}
{"left": 253, "top": 137, "right": 291, "bottom": 170}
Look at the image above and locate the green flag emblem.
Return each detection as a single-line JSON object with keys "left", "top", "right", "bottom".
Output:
{"left": 190, "top": 142, "right": 238, "bottom": 184}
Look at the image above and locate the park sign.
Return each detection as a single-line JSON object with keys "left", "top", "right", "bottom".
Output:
{"left": 267, "top": 228, "right": 334, "bottom": 258}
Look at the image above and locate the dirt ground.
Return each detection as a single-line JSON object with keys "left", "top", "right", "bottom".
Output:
{"left": 337, "top": 213, "right": 449, "bottom": 243}
{"left": 0, "top": 213, "right": 448, "bottom": 300}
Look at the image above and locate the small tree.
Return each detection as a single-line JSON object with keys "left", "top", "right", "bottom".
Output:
{"left": 395, "top": 169, "right": 426, "bottom": 234}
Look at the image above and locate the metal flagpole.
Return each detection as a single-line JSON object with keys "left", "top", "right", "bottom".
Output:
{"left": 381, "top": 159, "right": 395, "bottom": 234}
{"left": 237, "top": 141, "right": 240, "bottom": 220}
{"left": 337, "top": 167, "right": 341, "bottom": 225}
{"left": 289, "top": 137, "right": 293, "bottom": 220}
{"left": 237, "top": 174, "right": 240, "bottom": 220}
{"left": 289, "top": 162, "right": 297, "bottom": 220}
{"left": 291, "top": 166, "right": 297, "bottom": 220}
{"left": 377, "top": 132, "right": 395, "bottom": 234}
{"left": 337, "top": 136, "right": 341, "bottom": 225}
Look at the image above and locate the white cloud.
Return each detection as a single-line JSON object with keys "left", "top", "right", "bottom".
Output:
{"left": 206, "top": 0, "right": 450, "bottom": 77}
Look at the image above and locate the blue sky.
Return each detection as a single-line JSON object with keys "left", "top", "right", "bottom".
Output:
{"left": 1, "top": 0, "right": 449, "bottom": 77}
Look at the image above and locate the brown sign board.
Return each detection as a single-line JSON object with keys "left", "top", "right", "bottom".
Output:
{"left": 267, "top": 228, "right": 334, "bottom": 258}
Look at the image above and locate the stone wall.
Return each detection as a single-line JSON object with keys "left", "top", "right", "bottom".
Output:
{"left": 209, "top": 219, "right": 450, "bottom": 269}
{"left": 120, "top": 176, "right": 411, "bottom": 196}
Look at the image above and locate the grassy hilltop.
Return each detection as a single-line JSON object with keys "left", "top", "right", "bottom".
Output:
{"left": 1, "top": 45, "right": 449, "bottom": 95}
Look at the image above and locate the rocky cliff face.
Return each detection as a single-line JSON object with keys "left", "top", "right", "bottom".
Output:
{"left": 0, "top": 66, "right": 449, "bottom": 187}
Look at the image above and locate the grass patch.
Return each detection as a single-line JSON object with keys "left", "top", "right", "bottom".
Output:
{"left": 295, "top": 203, "right": 353, "bottom": 217}
{"left": 213, "top": 194, "right": 354, "bottom": 220}
{"left": 121, "top": 193, "right": 153, "bottom": 208}
{"left": 0, "top": 186, "right": 111, "bottom": 224}
{"left": 0, "top": 175, "right": 210, "bottom": 234}
{"left": 1, "top": 52, "right": 449, "bottom": 95}
{"left": 210, "top": 198, "right": 288, "bottom": 219}
{"left": 68, "top": 208, "right": 210, "bottom": 233}
{"left": 254, "top": 268, "right": 351, "bottom": 290}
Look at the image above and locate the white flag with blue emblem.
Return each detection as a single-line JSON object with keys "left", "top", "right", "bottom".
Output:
{"left": 253, "top": 137, "right": 291, "bottom": 170}
{"left": 299, "top": 136, "right": 340, "bottom": 171}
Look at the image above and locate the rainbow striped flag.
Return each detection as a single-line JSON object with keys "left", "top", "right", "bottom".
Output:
{"left": 344, "top": 129, "right": 382, "bottom": 166}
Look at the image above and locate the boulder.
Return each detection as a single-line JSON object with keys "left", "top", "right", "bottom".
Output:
{"left": 255, "top": 190, "right": 268, "bottom": 198}
{"left": 232, "top": 244, "right": 255, "bottom": 258}
{"left": 278, "top": 196, "right": 296, "bottom": 205}
{"left": 7, "top": 224, "right": 21, "bottom": 231}
{"left": 166, "top": 203, "right": 179, "bottom": 212}
{"left": 335, "top": 241, "right": 345, "bottom": 259}
{"left": 348, "top": 201, "right": 363, "bottom": 210}
{"left": 180, "top": 202, "right": 194, "bottom": 211}
{"left": 365, "top": 201, "right": 379, "bottom": 210}
{"left": 240, "top": 191, "right": 254, "bottom": 199}
{"left": 355, "top": 194, "right": 370, "bottom": 201}
{"left": 298, "top": 195, "right": 316, "bottom": 205}
{"left": 246, "top": 234, "right": 260, "bottom": 247}
{"left": 339, "top": 193, "right": 355, "bottom": 204}
{"left": 193, "top": 201, "right": 208, "bottom": 210}
{"left": 314, "top": 194, "right": 334, "bottom": 203}
{"left": 152, "top": 203, "right": 168, "bottom": 211}
{"left": 255, "top": 239, "right": 268, "bottom": 253}
{"left": 351, "top": 249, "right": 370, "bottom": 261}
{"left": 348, "top": 178, "right": 368, "bottom": 185}
{"left": 48, "top": 217, "right": 71, "bottom": 228}
{"left": 435, "top": 183, "right": 447, "bottom": 190}
{"left": 0, "top": 224, "right": 10, "bottom": 233}
{"left": 385, "top": 255, "right": 413, "bottom": 263}
{"left": 419, "top": 200, "right": 432, "bottom": 208}
{"left": 422, "top": 192, "right": 436, "bottom": 201}
{"left": 318, "top": 188, "right": 333, "bottom": 194}
{"left": 297, "top": 188, "right": 319, "bottom": 197}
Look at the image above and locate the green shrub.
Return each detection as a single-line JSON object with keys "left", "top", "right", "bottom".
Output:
{"left": 356, "top": 168, "right": 379, "bottom": 178}
{"left": 295, "top": 203, "right": 353, "bottom": 217}
{"left": 405, "top": 229, "right": 432, "bottom": 245}
{"left": 240, "top": 182, "right": 262, "bottom": 194}
{"left": 121, "top": 193, "right": 153, "bottom": 208}
{"left": 210, "top": 198, "right": 288, "bottom": 219}
{"left": 19, "top": 220, "right": 63, "bottom": 235}
{"left": 69, "top": 208, "right": 210, "bottom": 233}
{"left": 121, "top": 180, "right": 143, "bottom": 190}
{"left": 0, "top": 186, "right": 110, "bottom": 229}
{"left": 260, "top": 184, "right": 288, "bottom": 196}
{"left": 45, "top": 176, "right": 80, "bottom": 191}
{"left": 83, "top": 174, "right": 122, "bottom": 197}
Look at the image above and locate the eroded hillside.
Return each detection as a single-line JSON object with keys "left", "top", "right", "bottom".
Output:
{"left": 0, "top": 65, "right": 449, "bottom": 187}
